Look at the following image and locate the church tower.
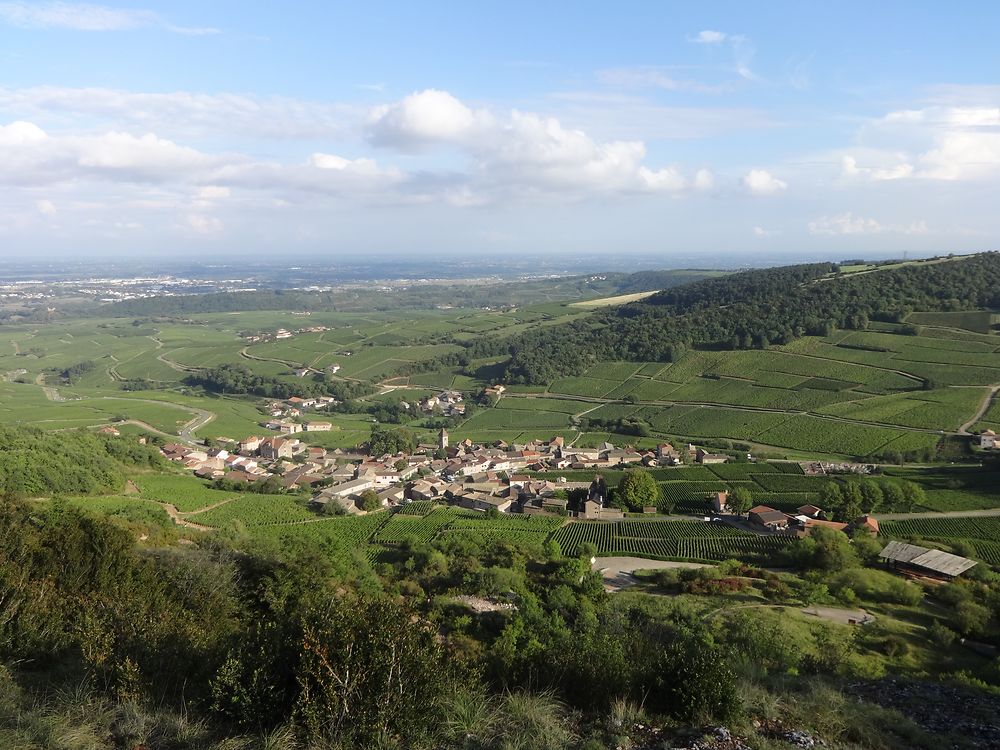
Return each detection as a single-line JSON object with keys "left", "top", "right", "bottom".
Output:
{"left": 439, "top": 428, "right": 449, "bottom": 450}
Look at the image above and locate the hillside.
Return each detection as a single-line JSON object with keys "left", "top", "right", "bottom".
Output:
{"left": 0, "top": 425, "right": 164, "bottom": 499}
{"left": 490, "top": 253, "right": 1000, "bottom": 383}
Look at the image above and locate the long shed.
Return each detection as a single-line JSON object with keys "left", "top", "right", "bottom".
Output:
{"left": 879, "top": 540, "right": 977, "bottom": 579}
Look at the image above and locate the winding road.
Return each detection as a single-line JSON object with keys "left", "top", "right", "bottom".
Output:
{"left": 958, "top": 384, "right": 1000, "bottom": 435}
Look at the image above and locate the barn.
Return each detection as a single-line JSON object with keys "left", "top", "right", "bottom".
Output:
{"left": 879, "top": 540, "right": 977, "bottom": 580}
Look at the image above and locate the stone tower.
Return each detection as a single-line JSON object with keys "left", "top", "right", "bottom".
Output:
{"left": 439, "top": 428, "right": 449, "bottom": 450}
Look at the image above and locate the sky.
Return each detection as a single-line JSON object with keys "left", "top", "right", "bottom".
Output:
{"left": 1, "top": 1, "right": 999, "bottom": 261}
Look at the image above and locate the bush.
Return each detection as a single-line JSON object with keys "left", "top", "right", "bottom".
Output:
{"left": 954, "top": 600, "right": 990, "bottom": 637}
{"left": 928, "top": 620, "right": 958, "bottom": 648}
{"left": 827, "top": 568, "right": 922, "bottom": 606}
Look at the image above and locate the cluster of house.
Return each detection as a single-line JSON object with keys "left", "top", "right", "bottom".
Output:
{"left": 711, "top": 491, "right": 879, "bottom": 538}
{"left": 242, "top": 325, "right": 328, "bottom": 344}
{"left": 260, "top": 395, "right": 340, "bottom": 433}
{"left": 417, "top": 390, "right": 466, "bottom": 417}
{"left": 159, "top": 430, "right": 706, "bottom": 518}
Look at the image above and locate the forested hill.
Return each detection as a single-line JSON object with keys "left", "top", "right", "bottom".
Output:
{"left": 489, "top": 253, "right": 1000, "bottom": 384}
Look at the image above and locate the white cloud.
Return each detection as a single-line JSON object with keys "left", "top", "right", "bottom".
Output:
{"left": 0, "top": 86, "right": 355, "bottom": 140}
{"left": 368, "top": 89, "right": 491, "bottom": 149}
{"left": 808, "top": 212, "right": 928, "bottom": 236}
{"left": 742, "top": 169, "right": 787, "bottom": 195}
{"left": 849, "top": 104, "right": 1000, "bottom": 181}
{"left": 0, "top": 2, "right": 217, "bottom": 33}
{"left": 36, "top": 199, "right": 56, "bottom": 215}
{"left": 185, "top": 214, "right": 222, "bottom": 234}
{"left": 753, "top": 226, "right": 779, "bottom": 237}
{"left": 841, "top": 155, "right": 914, "bottom": 181}
{"left": 368, "top": 90, "right": 707, "bottom": 196}
{"left": 197, "top": 185, "right": 230, "bottom": 199}
{"left": 692, "top": 30, "right": 727, "bottom": 44}
{"left": 0, "top": 120, "right": 228, "bottom": 186}
{"left": 693, "top": 169, "right": 714, "bottom": 191}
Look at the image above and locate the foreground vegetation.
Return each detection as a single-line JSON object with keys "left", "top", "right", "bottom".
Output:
{"left": 2, "top": 497, "right": 999, "bottom": 750}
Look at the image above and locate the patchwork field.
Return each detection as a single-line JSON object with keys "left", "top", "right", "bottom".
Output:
{"left": 1, "top": 298, "right": 998, "bottom": 466}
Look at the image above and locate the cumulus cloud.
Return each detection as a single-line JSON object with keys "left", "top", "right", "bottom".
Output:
{"left": 841, "top": 155, "right": 914, "bottom": 181}
{"left": 848, "top": 104, "right": 1000, "bottom": 181}
{"left": 807, "top": 212, "right": 928, "bottom": 236}
{"left": 368, "top": 89, "right": 491, "bottom": 149}
{"left": 753, "top": 226, "right": 779, "bottom": 237}
{"left": 742, "top": 169, "right": 787, "bottom": 195}
{"left": 0, "top": 2, "right": 217, "bottom": 34}
{"left": 36, "top": 199, "right": 57, "bottom": 216}
{"left": 0, "top": 120, "right": 223, "bottom": 186}
{"left": 368, "top": 89, "right": 707, "bottom": 196}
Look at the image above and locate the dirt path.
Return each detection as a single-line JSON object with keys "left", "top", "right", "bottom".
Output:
{"left": 239, "top": 346, "right": 299, "bottom": 369}
{"left": 592, "top": 556, "right": 710, "bottom": 591}
{"left": 958, "top": 384, "right": 1000, "bottom": 434}
{"left": 160, "top": 502, "right": 213, "bottom": 531}
{"left": 179, "top": 497, "right": 235, "bottom": 516}
{"left": 35, "top": 373, "right": 67, "bottom": 402}
{"left": 701, "top": 602, "right": 875, "bottom": 625}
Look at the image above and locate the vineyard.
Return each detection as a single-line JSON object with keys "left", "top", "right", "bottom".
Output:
{"left": 879, "top": 517, "right": 1000, "bottom": 541}
{"left": 549, "top": 519, "right": 793, "bottom": 563}
{"left": 880, "top": 517, "right": 1000, "bottom": 566}
{"left": 190, "top": 494, "right": 316, "bottom": 527}
{"left": 230, "top": 500, "right": 797, "bottom": 565}
{"left": 135, "top": 473, "right": 236, "bottom": 513}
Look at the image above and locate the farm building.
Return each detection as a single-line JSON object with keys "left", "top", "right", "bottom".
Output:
{"left": 711, "top": 491, "right": 729, "bottom": 513}
{"left": 879, "top": 540, "right": 977, "bottom": 580}
{"left": 749, "top": 505, "right": 791, "bottom": 531}
{"left": 980, "top": 429, "right": 997, "bottom": 449}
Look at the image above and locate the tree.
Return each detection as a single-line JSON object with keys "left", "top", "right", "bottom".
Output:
{"left": 819, "top": 482, "right": 844, "bottom": 518}
{"left": 791, "top": 526, "right": 858, "bottom": 571}
{"left": 726, "top": 486, "right": 753, "bottom": 516}
{"left": 358, "top": 489, "right": 381, "bottom": 513}
{"left": 859, "top": 480, "right": 884, "bottom": 513}
{"left": 901, "top": 481, "right": 927, "bottom": 512}
{"left": 616, "top": 470, "right": 660, "bottom": 512}
{"left": 883, "top": 482, "right": 906, "bottom": 511}
{"left": 838, "top": 482, "right": 864, "bottom": 522}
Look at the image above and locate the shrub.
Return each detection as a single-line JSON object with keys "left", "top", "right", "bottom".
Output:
{"left": 928, "top": 620, "right": 957, "bottom": 648}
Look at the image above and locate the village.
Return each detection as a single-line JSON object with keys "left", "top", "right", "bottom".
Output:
{"left": 157, "top": 391, "right": 879, "bottom": 528}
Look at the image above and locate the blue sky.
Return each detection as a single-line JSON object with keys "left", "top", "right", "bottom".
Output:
{"left": 1, "top": 1, "right": 999, "bottom": 260}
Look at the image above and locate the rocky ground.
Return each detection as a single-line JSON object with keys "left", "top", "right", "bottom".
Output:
{"left": 848, "top": 678, "right": 1000, "bottom": 749}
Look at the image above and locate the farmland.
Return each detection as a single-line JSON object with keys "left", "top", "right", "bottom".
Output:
{"left": 1, "top": 288, "right": 998, "bottom": 464}
{"left": 549, "top": 518, "right": 793, "bottom": 563}
{"left": 5, "top": 260, "right": 1000, "bottom": 557}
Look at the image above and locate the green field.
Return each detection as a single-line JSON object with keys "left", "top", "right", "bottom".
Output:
{"left": 1, "top": 293, "right": 998, "bottom": 464}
